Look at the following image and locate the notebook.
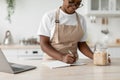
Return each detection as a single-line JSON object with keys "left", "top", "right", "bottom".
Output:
{"left": 0, "top": 49, "right": 36, "bottom": 74}
{"left": 43, "top": 60, "right": 86, "bottom": 69}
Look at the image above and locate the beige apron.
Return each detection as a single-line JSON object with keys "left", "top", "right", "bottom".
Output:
{"left": 44, "top": 9, "right": 84, "bottom": 60}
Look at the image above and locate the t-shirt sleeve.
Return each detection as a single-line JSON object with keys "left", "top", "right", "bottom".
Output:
{"left": 37, "top": 13, "right": 51, "bottom": 37}
{"left": 80, "top": 16, "right": 87, "bottom": 42}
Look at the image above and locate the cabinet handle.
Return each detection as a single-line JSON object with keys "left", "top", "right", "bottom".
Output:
{"left": 33, "top": 51, "right": 38, "bottom": 54}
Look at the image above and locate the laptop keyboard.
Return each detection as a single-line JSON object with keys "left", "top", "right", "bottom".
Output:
{"left": 12, "top": 66, "right": 24, "bottom": 71}
{"left": 8, "top": 62, "right": 36, "bottom": 73}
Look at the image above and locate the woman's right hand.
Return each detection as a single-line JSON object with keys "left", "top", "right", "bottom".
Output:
{"left": 62, "top": 54, "right": 76, "bottom": 64}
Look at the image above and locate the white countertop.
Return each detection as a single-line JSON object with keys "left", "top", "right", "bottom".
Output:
{"left": 0, "top": 58, "right": 120, "bottom": 80}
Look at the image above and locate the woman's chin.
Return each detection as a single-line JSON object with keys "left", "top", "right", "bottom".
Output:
{"left": 67, "top": 10, "right": 75, "bottom": 14}
{"left": 68, "top": 9, "right": 75, "bottom": 14}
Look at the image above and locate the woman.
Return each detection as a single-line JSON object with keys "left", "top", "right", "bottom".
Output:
{"left": 37, "top": 0, "right": 93, "bottom": 64}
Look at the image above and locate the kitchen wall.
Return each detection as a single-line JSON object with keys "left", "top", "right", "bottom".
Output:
{"left": 0, "top": 0, "right": 120, "bottom": 44}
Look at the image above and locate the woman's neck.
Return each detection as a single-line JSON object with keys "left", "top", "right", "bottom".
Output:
{"left": 60, "top": 6, "right": 66, "bottom": 13}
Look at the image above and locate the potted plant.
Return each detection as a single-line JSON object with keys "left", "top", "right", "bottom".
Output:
{"left": 6, "top": 0, "right": 16, "bottom": 23}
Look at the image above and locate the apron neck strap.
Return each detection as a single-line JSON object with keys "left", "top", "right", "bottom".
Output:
{"left": 75, "top": 12, "right": 81, "bottom": 26}
{"left": 55, "top": 8, "right": 60, "bottom": 24}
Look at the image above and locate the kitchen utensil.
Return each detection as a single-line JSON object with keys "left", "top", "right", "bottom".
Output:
{"left": 3, "top": 30, "right": 14, "bottom": 45}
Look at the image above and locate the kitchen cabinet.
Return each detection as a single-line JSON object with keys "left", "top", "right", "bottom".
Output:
{"left": 90, "top": 47, "right": 120, "bottom": 58}
{"left": 1, "top": 45, "right": 43, "bottom": 60}
{"left": 18, "top": 49, "right": 43, "bottom": 60}
{"left": 87, "top": 0, "right": 120, "bottom": 16}
{"left": 78, "top": 47, "right": 120, "bottom": 59}
{"left": 108, "top": 47, "right": 120, "bottom": 58}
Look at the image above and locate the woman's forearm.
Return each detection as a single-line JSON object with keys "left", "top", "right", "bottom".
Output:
{"left": 78, "top": 42, "right": 93, "bottom": 59}
{"left": 40, "top": 36, "right": 63, "bottom": 61}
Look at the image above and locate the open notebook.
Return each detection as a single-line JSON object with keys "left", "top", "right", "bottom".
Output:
{"left": 42, "top": 60, "right": 86, "bottom": 69}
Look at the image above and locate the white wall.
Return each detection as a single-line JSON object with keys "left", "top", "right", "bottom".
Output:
{"left": 0, "top": 0, "right": 62, "bottom": 44}
{"left": 0, "top": 0, "right": 120, "bottom": 44}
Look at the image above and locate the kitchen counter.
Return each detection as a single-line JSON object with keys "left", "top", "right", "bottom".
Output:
{"left": 0, "top": 58, "right": 120, "bottom": 80}
{"left": 0, "top": 43, "right": 120, "bottom": 49}
{"left": 0, "top": 45, "right": 41, "bottom": 49}
{"left": 88, "top": 43, "right": 120, "bottom": 48}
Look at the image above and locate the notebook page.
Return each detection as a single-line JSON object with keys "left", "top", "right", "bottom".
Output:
{"left": 71, "top": 60, "right": 86, "bottom": 66}
{"left": 43, "top": 60, "right": 86, "bottom": 69}
{"left": 43, "top": 60, "right": 70, "bottom": 69}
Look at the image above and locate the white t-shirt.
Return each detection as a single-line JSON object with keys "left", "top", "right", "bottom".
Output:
{"left": 37, "top": 8, "right": 87, "bottom": 42}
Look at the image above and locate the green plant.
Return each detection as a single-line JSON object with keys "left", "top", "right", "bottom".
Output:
{"left": 6, "top": 0, "right": 16, "bottom": 23}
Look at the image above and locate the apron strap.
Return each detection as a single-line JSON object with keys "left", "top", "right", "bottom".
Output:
{"left": 55, "top": 9, "right": 60, "bottom": 43}
{"left": 76, "top": 12, "right": 84, "bottom": 35}
{"left": 55, "top": 9, "right": 60, "bottom": 23}
{"left": 76, "top": 12, "right": 81, "bottom": 26}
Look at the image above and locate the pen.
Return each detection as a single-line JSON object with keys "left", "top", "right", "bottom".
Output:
{"left": 68, "top": 50, "right": 73, "bottom": 55}
{"left": 68, "top": 50, "right": 75, "bottom": 58}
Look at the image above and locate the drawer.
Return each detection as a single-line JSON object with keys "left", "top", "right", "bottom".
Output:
{"left": 18, "top": 49, "right": 42, "bottom": 55}
{"left": 18, "top": 49, "right": 43, "bottom": 59}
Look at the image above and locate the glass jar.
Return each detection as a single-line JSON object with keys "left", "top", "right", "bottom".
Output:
{"left": 93, "top": 42, "right": 108, "bottom": 66}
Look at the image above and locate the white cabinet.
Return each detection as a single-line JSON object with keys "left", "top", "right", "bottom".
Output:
{"left": 77, "top": 47, "right": 120, "bottom": 59}
{"left": 91, "top": 47, "right": 120, "bottom": 58}
{"left": 87, "top": 0, "right": 120, "bottom": 16}
{"left": 18, "top": 49, "right": 43, "bottom": 60}
{"left": 1, "top": 48, "right": 43, "bottom": 60}
{"left": 108, "top": 47, "right": 120, "bottom": 58}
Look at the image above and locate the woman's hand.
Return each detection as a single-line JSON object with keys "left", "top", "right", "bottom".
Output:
{"left": 62, "top": 54, "right": 77, "bottom": 64}
{"left": 108, "top": 57, "right": 111, "bottom": 63}
{"left": 108, "top": 54, "right": 111, "bottom": 64}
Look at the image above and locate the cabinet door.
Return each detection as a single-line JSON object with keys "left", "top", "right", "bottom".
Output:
{"left": 116, "top": 0, "right": 120, "bottom": 11}
{"left": 87, "top": 0, "right": 120, "bottom": 16}
{"left": 18, "top": 49, "right": 43, "bottom": 60}
{"left": 90, "top": 0, "right": 109, "bottom": 11}
{"left": 90, "top": 0, "right": 99, "bottom": 10}
{"left": 88, "top": 0, "right": 109, "bottom": 11}
{"left": 101, "top": 0, "right": 109, "bottom": 11}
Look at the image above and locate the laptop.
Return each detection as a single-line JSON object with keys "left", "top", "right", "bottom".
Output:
{"left": 0, "top": 49, "right": 36, "bottom": 74}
